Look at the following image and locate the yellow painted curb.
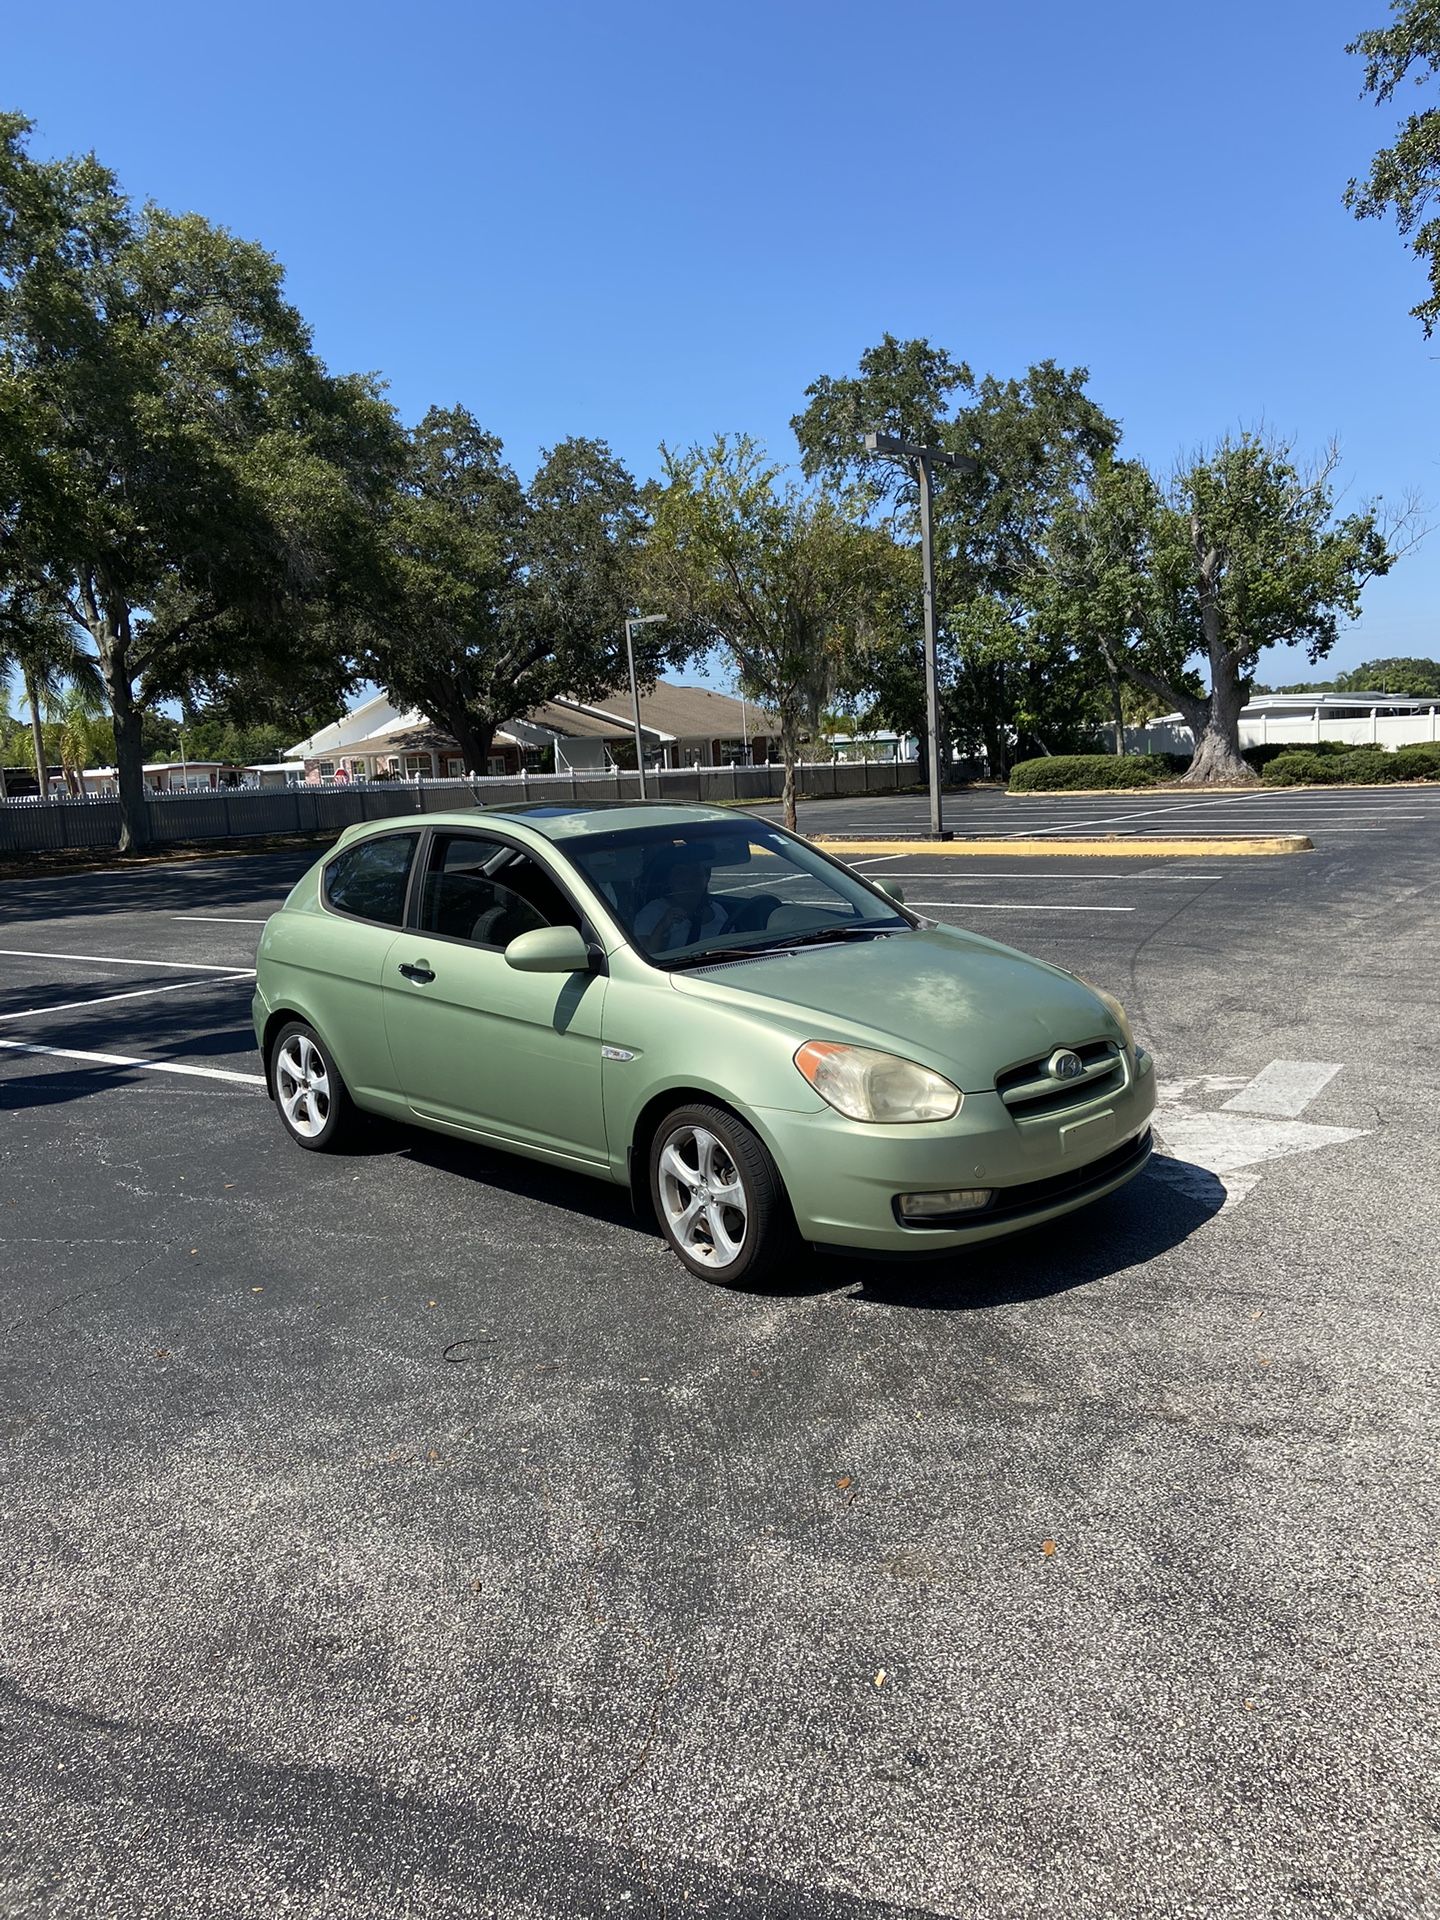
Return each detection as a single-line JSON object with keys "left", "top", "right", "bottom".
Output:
{"left": 813, "top": 835, "right": 1313, "bottom": 857}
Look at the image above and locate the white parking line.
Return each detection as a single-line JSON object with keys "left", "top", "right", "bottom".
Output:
{"left": 1223, "top": 1060, "right": 1342, "bottom": 1117}
{"left": 858, "top": 870, "right": 1225, "bottom": 881}
{"left": 0, "top": 1038, "right": 265, "bottom": 1087}
{"left": 0, "top": 972, "right": 255, "bottom": 1024}
{"left": 1013, "top": 792, "right": 1271, "bottom": 836}
{"left": 909, "top": 902, "right": 1136, "bottom": 912}
{"left": 0, "top": 947, "right": 257, "bottom": 974}
{"left": 170, "top": 915, "right": 270, "bottom": 925}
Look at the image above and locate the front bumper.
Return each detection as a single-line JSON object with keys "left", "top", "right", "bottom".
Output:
{"left": 763, "top": 1047, "right": 1157, "bottom": 1256}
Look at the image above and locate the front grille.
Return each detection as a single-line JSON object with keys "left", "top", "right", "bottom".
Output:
{"left": 995, "top": 1039, "right": 1124, "bottom": 1118}
{"left": 893, "top": 1128, "right": 1153, "bottom": 1231}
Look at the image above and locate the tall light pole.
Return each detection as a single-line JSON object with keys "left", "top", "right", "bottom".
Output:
{"left": 864, "top": 431, "right": 978, "bottom": 841}
{"left": 623, "top": 614, "right": 667, "bottom": 799}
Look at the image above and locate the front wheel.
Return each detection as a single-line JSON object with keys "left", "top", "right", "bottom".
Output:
{"left": 270, "top": 1020, "right": 356, "bottom": 1153}
{"left": 648, "top": 1103, "right": 796, "bottom": 1286}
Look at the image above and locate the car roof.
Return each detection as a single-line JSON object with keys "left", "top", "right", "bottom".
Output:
{"left": 334, "top": 801, "right": 748, "bottom": 851}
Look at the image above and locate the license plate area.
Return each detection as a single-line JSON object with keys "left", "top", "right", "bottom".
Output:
{"left": 1058, "top": 1108, "right": 1116, "bottom": 1156}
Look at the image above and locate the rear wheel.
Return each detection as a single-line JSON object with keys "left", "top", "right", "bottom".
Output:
{"left": 648, "top": 1103, "right": 796, "bottom": 1286}
{"left": 271, "top": 1021, "right": 355, "bottom": 1153}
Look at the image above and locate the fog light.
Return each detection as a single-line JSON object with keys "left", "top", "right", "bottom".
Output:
{"left": 898, "top": 1187, "right": 994, "bottom": 1221}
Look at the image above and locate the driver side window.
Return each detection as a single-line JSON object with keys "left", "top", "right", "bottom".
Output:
{"left": 418, "top": 834, "right": 580, "bottom": 949}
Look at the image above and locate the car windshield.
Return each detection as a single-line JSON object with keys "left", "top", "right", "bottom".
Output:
{"left": 559, "top": 819, "right": 911, "bottom": 965}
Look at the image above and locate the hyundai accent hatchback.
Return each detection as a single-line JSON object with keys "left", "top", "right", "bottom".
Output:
{"left": 253, "top": 804, "right": 1156, "bottom": 1283}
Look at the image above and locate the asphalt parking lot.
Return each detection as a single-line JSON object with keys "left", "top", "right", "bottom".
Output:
{"left": 2, "top": 785, "right": 1438, "bottom": 1919}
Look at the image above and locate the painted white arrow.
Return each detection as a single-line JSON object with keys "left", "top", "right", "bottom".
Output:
{"left": 1148, "top": 1061, "right": 1366, "bottom": 1211}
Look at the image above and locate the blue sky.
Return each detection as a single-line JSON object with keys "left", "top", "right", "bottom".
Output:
{"left": 7, "top": 0, "right": 1438, "bottom": 685}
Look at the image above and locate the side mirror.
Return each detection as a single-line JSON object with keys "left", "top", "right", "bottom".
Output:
{"left": 504, "top": 925, "right": 592, "bottom": 974}
{"left": 873, "top": 880, "right": 906, "bottom": 906}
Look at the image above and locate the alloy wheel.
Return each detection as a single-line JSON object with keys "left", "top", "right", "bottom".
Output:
{"left": 276, "top": 1033, "right": 332, "bottom": 1139}
{"left": 656, "top": 1123, "right": 749, "bottom": 1270}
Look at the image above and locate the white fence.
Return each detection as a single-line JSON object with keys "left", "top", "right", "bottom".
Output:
{"left": 0, "top": 757, "right": 927, "bottom": 855}
{"left": 1129, "top": 710, "right": 1440, "bottom": 756}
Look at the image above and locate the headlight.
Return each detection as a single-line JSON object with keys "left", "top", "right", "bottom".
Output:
{"left": 794, "top": 1041, "right": 962, "bottom": 1123}
{"left": 1078, "top": 978, "right": 1134, "bottom": 1052}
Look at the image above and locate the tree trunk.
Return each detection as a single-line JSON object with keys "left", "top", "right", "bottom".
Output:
{"left": 76, "top": 579, "right": 152, "bottom": 850}
{"left": 1176, "top": 649, "right": 1255, "bottom": 786}
{"left": 438, "top": 709, "right": 495, "bottom": 780}
{"left": 24, "top": 670, "right": 48, "bottom": 799}
{"left": 111, "top": 675, "right": 150, "bottom": 850}
{"left": 780, "top": 732, "right": 798, "bottom": 832}
{"left": 1171, "top": 537, "right": 1256, "bottom": 785}
{"left": 1110, "top": 673, "right": 1125, "bottom": 756}
{"left": 982, "top": 718, "right": 1007, "bottom": 780}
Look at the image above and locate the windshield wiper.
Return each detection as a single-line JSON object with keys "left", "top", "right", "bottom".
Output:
{"left": 664, "top": 943, "right": 794, "bottom": 972}
{"left": 664, "top": 923, "right": 902, "bottom": 972}
{"left": 768, "top": 924, "right": 901, "bottom": 950}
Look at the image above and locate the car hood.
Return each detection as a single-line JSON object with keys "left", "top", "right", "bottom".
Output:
{"left": 668, "top": 924, "right": 1121, "bottom": 1091}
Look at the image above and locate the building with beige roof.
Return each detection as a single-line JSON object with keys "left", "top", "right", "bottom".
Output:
{"left": 287, "top": 683, "right": 779, "bottom": 781}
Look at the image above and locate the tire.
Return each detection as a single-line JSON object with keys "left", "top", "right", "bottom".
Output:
{"left": 648, "top": 1102, "right": 796, "bottom": 1287}
{"left": 270, "top": 1020, "right": 356, "bottom": 1153}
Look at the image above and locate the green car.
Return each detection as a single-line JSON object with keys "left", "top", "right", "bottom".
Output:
{"left": 253, "top": 803, "right": 1156, "bottom": 1284}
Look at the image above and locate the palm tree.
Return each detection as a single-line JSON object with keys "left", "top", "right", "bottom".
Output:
{"left": 1, "top": 581, "right": 105, "bottom": 796}
{"left": 56, "top": 684, "right": 110, "bottom": 795}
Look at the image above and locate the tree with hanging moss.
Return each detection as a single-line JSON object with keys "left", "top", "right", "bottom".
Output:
{"left": 642, "top": 434, "right": 905, "bottom": 828}
{"left": 1043, "top": 437, "right": 1400, "bottom": 783}
{"left": 1346, "top": 1, "right": 1440, "bottom": 332}
{"left": 0, "top": 112, "right": 399, "bottom": 848}
{"left": 792, "top": 335, "right": 1119, "bottom": 775}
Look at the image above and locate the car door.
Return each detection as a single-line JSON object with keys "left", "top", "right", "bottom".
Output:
{"left": 294, "top": 828, "right": 422, "bottom": 1103}
{"left": 381, "top": 828, "right": 610, "bottom": 1167}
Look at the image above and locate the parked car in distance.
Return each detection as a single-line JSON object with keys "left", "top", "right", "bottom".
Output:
{"left": 253, "top": 804, "right": 1156, "bottom": 1284}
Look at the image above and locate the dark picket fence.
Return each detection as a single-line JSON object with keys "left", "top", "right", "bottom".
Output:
{"left": 0, "top": 758, "right": 922, "bottom": 854}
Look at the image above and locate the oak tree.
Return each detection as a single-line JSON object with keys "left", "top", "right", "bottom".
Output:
{"left": 642, "top": 435, "right": 903, "bottom": 828}
{"left": 0, "top": 113, "right": 399, "bottom": 847}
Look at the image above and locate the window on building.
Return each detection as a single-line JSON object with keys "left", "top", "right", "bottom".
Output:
{"left": 316, "top": 761, "right": 335, "bottom": 779}
{"left": 403, "top": 753, "right": 432, "bottom": 778}
{"left": 323, "top": 833, "right": 417, "bottom": 926}
{"left": 443, "top": 756, "right": 465, "bottom": 777}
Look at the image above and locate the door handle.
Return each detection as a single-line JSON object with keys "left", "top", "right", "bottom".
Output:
{"left": 397, "top": 961, "right": 435, "bottom": 983}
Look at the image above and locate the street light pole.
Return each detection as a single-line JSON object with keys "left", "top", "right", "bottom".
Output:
{"left": 623, "top": 614, "right": 667, "bottom": 800}
{"left": 864, "top": 431, "right": 978, "bottom": 841}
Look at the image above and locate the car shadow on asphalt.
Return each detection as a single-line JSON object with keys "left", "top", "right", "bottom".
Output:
{"left": 830, "top": 1161, "right": 1228, "bottom": 1311}
{"left": 0, "top": 849, "right": 327, "bottom": 921}
{"left": 346, "top": 1121, "right": 1227, "bottom": 1311}
{"left": 343, "top": 1117, "right": 646, "bottom": 1237}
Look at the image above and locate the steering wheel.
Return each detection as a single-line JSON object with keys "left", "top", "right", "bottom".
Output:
{"left": 727, "top": 893, "right": 783, "bottom": 935}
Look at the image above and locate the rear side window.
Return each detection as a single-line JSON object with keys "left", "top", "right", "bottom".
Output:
{"left": 323, "top": 834, "right": 416, "bottom": 926}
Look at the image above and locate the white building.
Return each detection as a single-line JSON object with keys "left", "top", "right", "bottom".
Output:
{"left": 1134, "top": 691, "right": 1440, "bottom": 756}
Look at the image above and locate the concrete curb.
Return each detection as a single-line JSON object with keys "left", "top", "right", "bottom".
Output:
{"left": 814, "top": 835, "right": 1313, "bottom": 857}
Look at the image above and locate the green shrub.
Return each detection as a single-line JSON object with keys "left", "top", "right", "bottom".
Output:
{"left": 1392, "top": 744, "right": 1440, "bottom": 780}
{"left": 1009, "top": 754, "right": 1168, "bottom": 792}
{"left": 1264, "top": 744, "right": 1440, "bottom": 785}
{"left": 1261, "top": 751, "right": 1345, "bottom": 786}
{"left": 1335, "top": 748, "right": 1398, "bottom": 784}
{"left": 1244, "top": 739, "right": 1352, "bottom": 772}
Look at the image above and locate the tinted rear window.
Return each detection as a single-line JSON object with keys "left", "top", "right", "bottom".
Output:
{"left": 323, "top": 834, "right": 416, "bottom": 926}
